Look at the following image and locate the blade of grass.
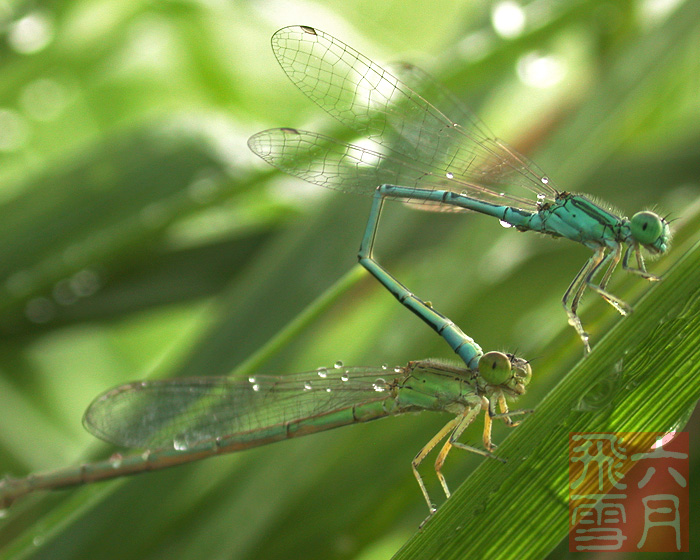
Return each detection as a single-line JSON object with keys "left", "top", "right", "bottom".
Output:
{"left": 393, "top": 233, "right": 700, "bottom": 559}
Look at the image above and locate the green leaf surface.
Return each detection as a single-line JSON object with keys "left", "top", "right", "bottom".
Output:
{"left": 395, "top": 229, "right": 700, "bottom": 559}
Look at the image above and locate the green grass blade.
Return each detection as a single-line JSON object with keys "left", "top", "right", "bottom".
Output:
{"left": 393, "top": 235, "right": 700, "bottom": 559}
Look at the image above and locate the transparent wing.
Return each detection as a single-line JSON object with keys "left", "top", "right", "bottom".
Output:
{"left": 249, "top": 127, "right": 535, "bottom": 211}
{"left": 385, "top": 62, "right": 493, "bottom": 142}
{"left": 84, "top": 366, "right": 397, "bottom": 449}
{"left": 267, "top": 25, "right": 558, "bottom": 209}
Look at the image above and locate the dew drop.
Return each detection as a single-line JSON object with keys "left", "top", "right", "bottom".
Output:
{"left": 382, "top": 364, "right": 388, "bottom": 370}
{"left": 537, "top": 193, "right": 546, "bottom": 201}
{"left": 446, "top": 171, "right": 454, "bottom": 179}
{"left": 109, "top": 453, "right": 123, "bottom": 469}
{"left": 541, "top": 176, "right": 549, "bottom": 185}
{"left": 614, "top": 358, "right": 625, "bottom": 374}
{"left": 304, "top": 382, "right": 312, "bottom": 391}
{"left": 341, "top": 374, "right": 349, "bottom": 382}
{"left": 473, "top": 500, "right": 487, "bottom": 515}
{"left": 499, "top": 220, "right": 513, "bottom": 229}
{"left": 317, "top": 367, "right": 328, "bottom": 378}
{"left": 252, "top": 383, "right": 260, "bottom": 392}
{"left": 394, "top": 366, "right": 402, "bottom": 373}
{"left": 326, "top": 387, "right": 332, "bottom": 393}
{"left": 248, "top": 376, "right": 256, "bottom": 383}
{"left": 173, "top": 437, "right": 189, "bottom": 451}
{"left": 373, "top": 378, "right": 387, "bottom": 392}
{"left": 32, "top": 534, "right": 45, "bottom": 547}
{"left": 334, "top": 361, "right": 344, "bottom": 369}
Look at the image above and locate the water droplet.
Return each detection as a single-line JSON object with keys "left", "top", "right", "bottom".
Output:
{"left": 373, "top": 378, "right": 387, "bottom": 392}
{"left": 499, "top": 220, "right": 512, "bottom": 228}
{"left": 32, "top": 534, "right": 45, "bottom": 547}
{"left": 541, "top": 176, "right": 549, "bottom": 184}
{"left": 446, "top": 171, "right": 454, "bottom": 179}
{"left": 341, "top": 374, "right": 349, "bottom": 382}
{"left": 575, "top": 373, "right": 620, "bottom": 411}
{"left": 304, "top": 382, "right": 312, "bottom": 391}
{"left": 334, "top": 361, "right": 344, "bottom": 369}
{"left": 625, "top": 380, "right": 639, "bottom": 391}
{"left": 537, "top": 193, "right": 546, "bottom": 201}
{"left": 473, "top": 500, "right": 487, "bottom": 515}
{"left": 382, "top": 364, "right": 388, "bottom": 370}
{"left": 248, "top": 376, "right": 256, "bottom": 383}
{"left": 326, "top": 387, "right": 332, "bottom": 393}
{"left": 173, "top": 437, "right": 189, "bottom": 451}
{"left": 109, "top": 453, "right": 123, "bottom": 469}
{"left": 460, "top": 190, "right": 468, "bottom": 196}
{"left": 394, "top": 366, "right": 402, "bottom": 373}
{"left": 317, "top": 367, "right": 328, "bottom": 378}
{"left": 252, "top": 383, "right": 260, "bottom": 392}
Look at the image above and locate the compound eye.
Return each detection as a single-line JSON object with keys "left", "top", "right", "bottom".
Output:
{"left": 479, "top": 351, "right": 511, "bottom": 385}
{"left": 630, "top": 211, "right": 663, "bottom": 246}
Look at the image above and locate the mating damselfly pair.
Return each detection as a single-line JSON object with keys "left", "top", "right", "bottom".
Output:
{"left": 0, "top": 24, "right": 668, "bottom": 519}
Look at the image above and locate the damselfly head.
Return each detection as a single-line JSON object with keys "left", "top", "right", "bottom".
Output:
{"left": 630, "top": 211, "right": 671, "bottom": 254}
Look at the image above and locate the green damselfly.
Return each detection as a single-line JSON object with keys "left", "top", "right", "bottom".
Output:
{"left": 248, "top": 25, "right": 671, "bottom": 354}
{"left": 0, "top": 353, "right": 531, "bottom": 516}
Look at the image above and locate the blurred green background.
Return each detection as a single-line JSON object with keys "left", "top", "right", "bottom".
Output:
{"left": 0, "top": 0, "right": 699, "bottom": 558}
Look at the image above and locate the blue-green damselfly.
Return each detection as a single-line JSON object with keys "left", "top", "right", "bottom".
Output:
{"left": 248, "top": 25, "right": 671, "bottom": 354}
{"left": 0, "top": 354, "right": 531, "bottom": 516}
